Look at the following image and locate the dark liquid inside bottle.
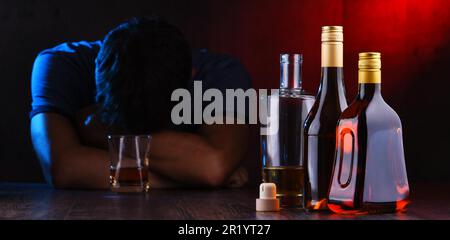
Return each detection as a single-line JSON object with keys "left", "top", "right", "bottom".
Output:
{"left": 303, "top": 67, "right": 348, "bottom": 210}
{"left": 328, "top": 83, "right": 410, "bottom": 214}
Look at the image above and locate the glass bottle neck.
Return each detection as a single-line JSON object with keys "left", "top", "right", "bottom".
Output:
{"left": 280, "top": 54, "right": 302, "bottom": 96}
{"left": 357, "top": 83, "right": 382, "bottom": 100}
{"left": 319, "top": 67, "right": 344, "bottom": 91}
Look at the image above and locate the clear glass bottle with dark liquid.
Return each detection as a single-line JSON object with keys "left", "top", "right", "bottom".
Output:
{"left": 261, "top": 54, "right": 314, "bottom": 208}
{"left": 327, "top": 52, "right": 410, "bottom": 214}
{"left": 303, "top": 26, "right": 348, "bottom": 210}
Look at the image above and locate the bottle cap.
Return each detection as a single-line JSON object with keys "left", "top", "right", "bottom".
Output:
{"left": 358, "top": 52, "right": 382, "bottom": 83}
{"left": 359, "top": 52, "right": 381, "bottom": 70}
{"left": 321, "top": 26, "right": 343, "bottom": 42}
{"left": 256, "top": 183, "right": 280, "bottom": 212}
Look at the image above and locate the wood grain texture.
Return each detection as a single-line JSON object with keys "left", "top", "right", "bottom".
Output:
{"left": 0, "top": 182, "right": 448, "bottom": 220}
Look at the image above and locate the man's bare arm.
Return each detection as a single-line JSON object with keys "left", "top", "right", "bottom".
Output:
{"left": 149, "top": 124, "right": 249, "bottom": 187}
{"left": 31, "top": 113, "right": 180, "bottom": 189}
{"left": 75, "top": 105, "right": 249, "bottom": 188}
{"left": 31, "top": 113, "right": 110, "bottom": 189}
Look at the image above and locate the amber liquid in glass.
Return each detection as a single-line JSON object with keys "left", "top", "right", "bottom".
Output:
{"left": 110, "top": 166, "right": 150, "bottom": 193}
{"left": 328, "top": 83, "right": 410, "bottom": 214}
{"left": 303, "top": 67, "right": 348, "bottom": 210}
{"left": 263, "top": 166, "right": 304, "bottom": 207}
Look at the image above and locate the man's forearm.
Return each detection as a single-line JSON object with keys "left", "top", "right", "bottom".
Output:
{"left": 52, "top": 145, "right": 110, "bottom": 189}
{"left": 32, "top": 113, "right": 180, "bottom": 189}
{"left": 74, "top": 108, "right": 249, "bottom": 188}
{"left": 148, "top": 125, "right": 249, "bottom": 187}
{"left": 53, "top": 144, "right": 182, "bottom": 189}
{"left": 149, "top": 131, "right": 226, "bottom": 186}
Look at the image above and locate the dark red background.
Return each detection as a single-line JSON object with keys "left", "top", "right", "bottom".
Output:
{"left": 192, "top": 0, "right": 450, "bottom": 183}
{"left": 0, "top": 0, "right": 449, "bottom": 183}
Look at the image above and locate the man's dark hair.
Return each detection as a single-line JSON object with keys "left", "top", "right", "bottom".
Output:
{"left": 95, "top": 16, "right": 191, "bottom": 133}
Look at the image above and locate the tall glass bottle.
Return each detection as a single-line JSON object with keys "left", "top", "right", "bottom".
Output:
{"left": 303, "top": 26, "right": 348, "bottom": 210}
{"left": 327, "top": 52, "right": 410, "bottom": 214}
{"left": 261, "top": 54, "right": 315, "bottom": 208}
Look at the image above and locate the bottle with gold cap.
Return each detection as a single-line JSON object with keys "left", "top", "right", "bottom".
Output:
{"left": 327, "top": 52, "right": 410, "bottom": 214}
{"left": 303, "top": 26, "right": 348, "bottom": 210}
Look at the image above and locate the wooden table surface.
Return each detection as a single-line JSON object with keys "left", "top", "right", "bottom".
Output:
{"left": 0, "top": 182, "right": 449, "bottom": 220}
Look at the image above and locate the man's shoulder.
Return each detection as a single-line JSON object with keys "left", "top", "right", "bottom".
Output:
{"left": 38, "top": 40, "right": 102, "bottom": 59}
{"left": 33, "top": 40, "right": 102, "bottom": 79}
{"left": 31, "top": 41, "right": 101, "bottom": 120}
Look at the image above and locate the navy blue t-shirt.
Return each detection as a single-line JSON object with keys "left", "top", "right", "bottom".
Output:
{"left": 30, "top": 41, "right": 252, "bottom": 122}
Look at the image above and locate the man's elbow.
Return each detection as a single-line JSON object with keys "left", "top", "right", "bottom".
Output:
{"left": 45, "top": 159, "right": 73, "bottom": 189}
{"left": 50, "top": 172, "right": 70, "bottom": 189}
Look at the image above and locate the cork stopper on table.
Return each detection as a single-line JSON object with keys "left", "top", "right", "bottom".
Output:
{"left": 256, "top": 183, "right": 280, "bottom": 212}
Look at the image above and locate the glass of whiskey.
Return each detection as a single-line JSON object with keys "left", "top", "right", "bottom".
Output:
{"left": 108, "top": 135, "right": 151, "bottom": 193}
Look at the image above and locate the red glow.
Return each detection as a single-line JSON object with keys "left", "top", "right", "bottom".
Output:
{"left": 343, "top": 0, "right": 450, "bottom": 96}
{"left": 313, "top": 199, "right": 328, "bottom": 210}
{"left": 328, "top": 203, "right": 367, "bottom": 215}
{"left": 396, "top": 199, "right": 410, "bottom": 212}
{"left": 201, "top": 0, "right": 450, "bottom": 97}
{"left": 196, "top": 0, "right": 450, "bottom": 186}
{"left": 342, "top": 129, "right": 354, "bottom": 153}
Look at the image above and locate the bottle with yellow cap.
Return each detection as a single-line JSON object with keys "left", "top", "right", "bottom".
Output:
{"left": 303, "top": 26, "right": 348, "bottom": 211}
{"left": 327, "top": 52, "right": 410, "bottom": 214}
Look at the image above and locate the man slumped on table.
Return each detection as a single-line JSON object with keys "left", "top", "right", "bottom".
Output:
{"left": 30, "top": 17, "right": 251, "bottom": 189}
